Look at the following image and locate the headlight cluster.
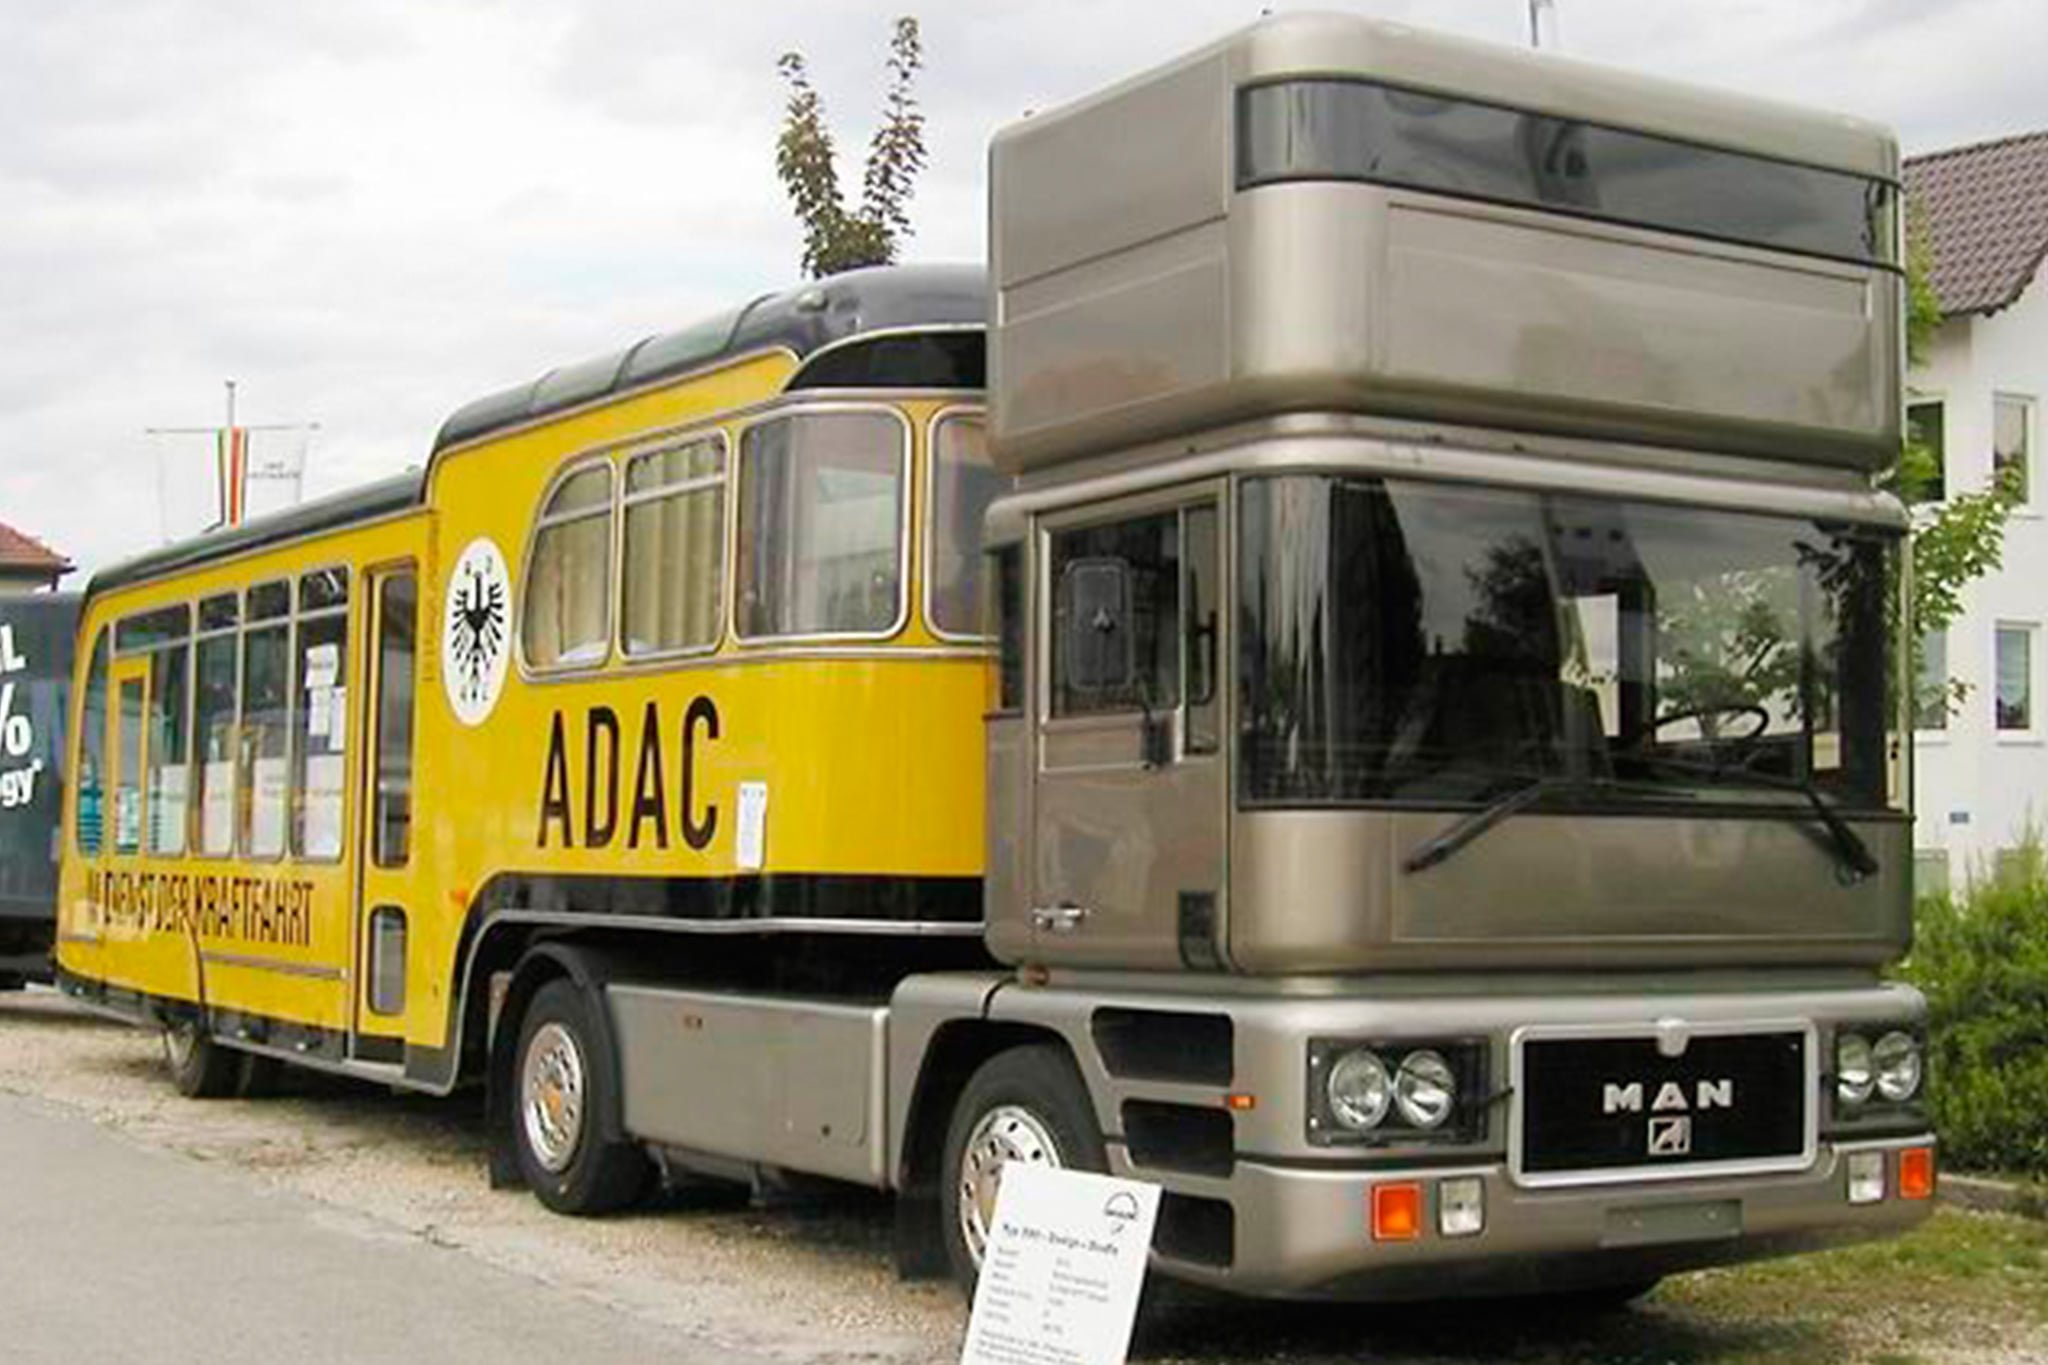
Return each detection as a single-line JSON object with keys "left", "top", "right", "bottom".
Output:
{"left": 1835, "top": 1028, "right": 1923, "bottom": 1106}
{"left": 1312, "top": 1043, "right": 1476, "bottom": 1142}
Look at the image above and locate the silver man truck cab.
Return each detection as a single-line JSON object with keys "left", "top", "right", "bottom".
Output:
{"left": 961, "top": 13, "right": 1929, "bottom": 1298}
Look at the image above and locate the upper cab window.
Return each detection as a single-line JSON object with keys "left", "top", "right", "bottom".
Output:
{"left": 928, "top": 413, "right": 1001, "bottom": 639}
{"left": 738, "top": 410, "right": 906, "bottom": 639}
{"left": 622, "top": 436, "right": 726, "bottom": 657}
{"left": 525, "top": 464, "right": 614, "bottom": 669}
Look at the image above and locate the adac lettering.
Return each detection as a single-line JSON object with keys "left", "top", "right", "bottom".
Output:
{"left": 539, "top": 697, "right": 719, "bottom": 851}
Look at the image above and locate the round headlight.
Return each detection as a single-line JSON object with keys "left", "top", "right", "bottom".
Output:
{"left": 1327, "top": 1049, "right": 1392, "bottom": 1130}
{"left": 1874, "top": 1030, "right": 1923, "bottom": 1103}
{"left": 1836, "top": 1032, "right": 1874, "bottom": 1106}
{"left": 1394, "top": 1050, "right": 1457, "bottom": 1130}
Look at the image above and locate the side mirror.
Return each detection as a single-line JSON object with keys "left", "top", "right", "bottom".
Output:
{"left": 1062, "top": 558, "right": 1136, "bottom": 695}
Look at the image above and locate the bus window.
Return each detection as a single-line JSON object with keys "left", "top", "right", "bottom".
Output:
{"left": 738, "top": 410, "right": 906, "bottom": 639}
{"left": 114, "top": 674, "right": 145, "bottom": 854}
{"left": 292, "top": 567, "right": 350, "bottom": 861}
{"left": 75, "top": 629, "right": 107, "bottom": 856}
{"left": 928, "top": 413, "right": 1000, "bottom": 639}
{"left": 373, "top": 573, "right": 417, "bottom": 868}
{"left": 192, "top": 595, "right": 239, "bottom": 856}
{"left": 524, "top": 463, "right": 614, "bottom": 670}
{"left": 622, "top": 436, "right": 725, "bottom": 657}
{"left": 241, "top": 584, "right": 292, "bottom": 860}
{"left": 146, "top": 640, "right": 191, "bottom": 855}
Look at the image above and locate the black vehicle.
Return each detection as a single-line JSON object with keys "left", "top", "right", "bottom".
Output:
{"left": 0, "top": 593, "right": 78, "bottom": 987}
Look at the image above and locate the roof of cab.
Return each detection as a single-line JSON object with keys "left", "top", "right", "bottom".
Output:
{"left": 431, "top": 262, "right": 986, "bottom": 454}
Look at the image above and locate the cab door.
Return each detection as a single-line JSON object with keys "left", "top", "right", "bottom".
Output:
{"left": 1029, "top": 486, "right": 1227, "bottom": 969}
{"left": 350, "top": 566, "right": 418, "bottom": 1056}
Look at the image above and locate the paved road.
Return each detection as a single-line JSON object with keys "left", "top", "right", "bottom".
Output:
{"left": 0, "top": 1090, "right": 769, "bottom": 1365}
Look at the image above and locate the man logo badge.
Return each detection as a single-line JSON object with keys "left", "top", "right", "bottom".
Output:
{"left": 1647, "top": 1116, "right": 1692, "bottom": 1157}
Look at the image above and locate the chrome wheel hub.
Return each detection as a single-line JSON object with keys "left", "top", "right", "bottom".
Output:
{"left": 520, "top": 1022, "right": 586, "bottom": 1173}
{"left": 957, "top": 1104, "right": 1064, "bottom": 1268}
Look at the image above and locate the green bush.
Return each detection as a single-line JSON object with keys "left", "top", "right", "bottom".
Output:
{"left": 1897, "top": 851, "right": 2048, "bottom": 1180}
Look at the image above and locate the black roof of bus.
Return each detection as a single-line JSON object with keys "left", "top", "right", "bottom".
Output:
{"left": 432, "top": 262, "right": 985, "bottom": 453}
{"left": 85, "top": 264, "right": 987, "bottom": 602}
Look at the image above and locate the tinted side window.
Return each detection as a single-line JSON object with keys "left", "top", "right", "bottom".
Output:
{"left": 930, "top": 414, "right": 1002, "bottom": 638}
{"left": 74, "top": 629, "right": 107, "bottom": 856}
{"left": 292, "top": 568, "right": 350, "bottom": 860}
{"left": 1049, "top": 513, "right": 1180, "bottom": 717}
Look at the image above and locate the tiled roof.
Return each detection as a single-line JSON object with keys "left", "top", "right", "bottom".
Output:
{"left": 1905, "top": 130, "right": 2048, "bottom": 317}
{"left": 0, "top": 521, "right": 73, "bottom": 575}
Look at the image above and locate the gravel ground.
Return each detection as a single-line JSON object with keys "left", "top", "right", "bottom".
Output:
{"left": 2, "top": 987, "right": 2042, "bottom": 1365}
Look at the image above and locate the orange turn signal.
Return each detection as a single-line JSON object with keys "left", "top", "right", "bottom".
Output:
{"left": 1224, "top": 1093, "right": 1257, "bottom": 1112}
{"left": 1370, "top": 1182, "right": 1424, "bottom": 1242}
{"left": 1898, "top": 1146, "right": 1936, "bottom": 1200}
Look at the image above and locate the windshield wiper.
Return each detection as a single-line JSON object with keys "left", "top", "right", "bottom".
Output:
{"left": 1621, "top": 753, "right": 1879, "bottom": 884}
{"left": 1404, "top": 774, "right": 1612, "bottom": 875}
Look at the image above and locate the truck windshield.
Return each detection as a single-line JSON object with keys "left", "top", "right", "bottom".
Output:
{"left": 1239, "top": 475, "right": 1901, "bottom": 812}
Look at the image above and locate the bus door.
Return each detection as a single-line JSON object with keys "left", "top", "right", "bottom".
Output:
{"left": 1032, "top": 486, "right": 1227, "bottom": 968}
{"left": 351, "top": 566, "right": 418, "bottom": 1053}
{"left": 108, "top": 658, "right": 150, "bottom": 862}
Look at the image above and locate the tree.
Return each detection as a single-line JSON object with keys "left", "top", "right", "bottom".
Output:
{"left": 774, "top": 17, "right": 928, "bottom": 279}
{"left": 1892, "top": 228, "right": 2022, "bottom": 722}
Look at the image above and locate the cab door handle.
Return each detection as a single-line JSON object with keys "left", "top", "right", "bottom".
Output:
{"left": 1031, "top": 903, "right": 1090, "bottom": 934}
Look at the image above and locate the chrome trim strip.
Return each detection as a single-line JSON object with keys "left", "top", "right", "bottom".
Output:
{"left": 198, "top": 950, "right": 348, "bottom": 982}
{"left": 1506, "top": 1017, "right": 1819, "bottom": 1190}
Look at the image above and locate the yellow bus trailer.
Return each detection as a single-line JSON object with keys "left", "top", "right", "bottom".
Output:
{"left": 57, "top": 262, "right": 1005, "bottom": 1202}
{"left": 58, "top": 15, "right": 1939, "bottom": 1304}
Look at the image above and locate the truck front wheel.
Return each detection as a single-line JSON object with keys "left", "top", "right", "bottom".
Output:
{"left": 511, "top": 978, "right": 651, "bottom": 1216}
{"left": 940, "top": 1044, "right": 1107, "bottom": 1294}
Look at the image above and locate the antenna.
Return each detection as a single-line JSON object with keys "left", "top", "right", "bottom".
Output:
{"left": 1528, "top": 0, "right": 1561, "bottom": 49}
{"left": 146, "top": 381, "right": 319, "bottom": 538}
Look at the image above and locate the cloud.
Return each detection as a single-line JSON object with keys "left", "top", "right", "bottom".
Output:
{"left": 2, "top": 0, "right": 2042, "bottom": 576}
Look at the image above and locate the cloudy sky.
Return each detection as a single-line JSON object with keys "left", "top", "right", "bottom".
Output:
{"left": 4, "top": 0, "right": 2042, "bottom": 575}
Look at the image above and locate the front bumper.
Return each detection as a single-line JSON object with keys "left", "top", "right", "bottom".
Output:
{"left": 1125, "top": 1133, "right": 1935, "bottom": 1300}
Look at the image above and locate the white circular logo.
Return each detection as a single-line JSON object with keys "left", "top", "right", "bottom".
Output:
{"left": 442, "top": 537, "right": 511, "bottom": 727}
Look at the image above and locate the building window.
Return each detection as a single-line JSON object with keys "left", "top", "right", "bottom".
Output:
{"left": 1912, "top": 849, "right": 1951, "bottom": 900}
{"left": 524, "top": 463, "right": 615, "bottom": 669}
{"left": 738, "top": 410, "right": 906, "bottom": 639}
{"left": 1915, "top": 629, "right": 1948, "bottom": 731}
{"left": 1994, "top": 394, "right": 2032, "bottom": 503}
{"left": 1905, "top": 400, "right": 1945, "bottom": 503}
{"left": 621, "top": 436, "right": 725, "bottom": 657}
{"left": 1995, "top": 623, "right": 2034, "bottom": 731}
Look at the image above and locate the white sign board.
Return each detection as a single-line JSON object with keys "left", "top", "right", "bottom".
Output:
{"left": 960, "top": 1165, "right": 1161, "bottom": 1365}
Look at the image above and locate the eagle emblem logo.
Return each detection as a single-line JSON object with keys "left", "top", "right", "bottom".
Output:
{"left": 442, "top": 538, "right": 511, "bottom": 726}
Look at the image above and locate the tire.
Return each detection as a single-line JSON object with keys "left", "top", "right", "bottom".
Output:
{"left": 163, "top": 1019, "right": 241, "bottom": 1099}
{"left": 940, "top": 1044, "right": 1108, "bottom": 1296}
{"left": 510, "top": 978, "right": 651, "bottom": 1216}
{"left": 236, "top": 1053, "right": 287, "bottom": 1099}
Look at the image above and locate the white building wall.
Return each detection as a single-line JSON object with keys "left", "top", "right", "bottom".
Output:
{"left": 1911, "top": 269, "right": 2048, "bottom": 887}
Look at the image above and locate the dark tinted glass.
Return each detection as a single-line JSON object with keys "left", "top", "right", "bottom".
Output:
{"left": 1238, "top": 80, "right": 1896, "bottom": 266}
{"left": 248, "top": 580, "right": 291, "bottom": 621}
{"left": 198, "top": 593, "right": 239, "bottom": 632}
{"left": 114, "top": 604, "right": 190, "bottom": 654}
{"left": 1050, "top": 513, "right": 1179, "bottom": 716}
{"left": 1238, "top": 476, "right": 1899, "bottom": 810}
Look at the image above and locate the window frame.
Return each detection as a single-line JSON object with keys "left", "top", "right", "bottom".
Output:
{"left": 1994, "top": 620, "right": 2038, "bottom": 739}
{"left": 1912, "top": 626, "right": 1950, "bottom": 737}
{"left": 732, "top": 400, "right": 915, "bottom": 647}
{"left": 237, "top": 578, "right": 295, "bottom": 863}
{"left": 288, "top": 562, "right": 352, "bottom": 863}
{"left": 519, "top": 454, "right": 620, "bottom": 677}
{"left": 189, "top": 591, "right": 243, "bottom": 860}
{"left": 1994, "top": 392, "right": 2035, "bottom": 508}
{"left": 923, "top": 404, "right": 999, "bottom": 645}
{"left": 615, "top": 428, "right": 731, "bottom": 665}
{"left": 1904, "top": 395, "right": 1946, "bottom": 504}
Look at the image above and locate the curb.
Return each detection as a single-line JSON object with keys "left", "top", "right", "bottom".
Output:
{"left": 1940, "top": 1173, "right": 2048, "bottom": 1220}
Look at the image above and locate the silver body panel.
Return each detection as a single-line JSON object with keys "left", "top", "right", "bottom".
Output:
{"left": 608, "top": 984, "right": 889, "bottom": 1187}
{"left": 990, "top": 13, "right": 1902, "bottom": 473}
